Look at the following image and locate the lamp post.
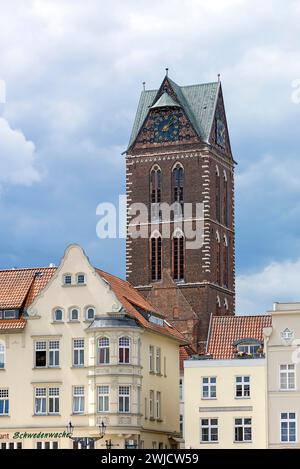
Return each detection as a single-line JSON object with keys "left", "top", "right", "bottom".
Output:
{"left": 67, "top": 421, "right": 106, "bottom": 449}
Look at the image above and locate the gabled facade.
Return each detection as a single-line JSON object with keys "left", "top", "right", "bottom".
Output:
{"left": 125, "top": 75, "right": 236, "bottom": 352}
{"left": 0, "top": 245, "right": 185, "bottom": 449}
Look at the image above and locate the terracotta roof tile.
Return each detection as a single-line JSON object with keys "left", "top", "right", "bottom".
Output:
{"left": 206, "top": 315, "right": 272, "bottom": 359}
{"left": 179, "top": 345, "right": 196, "bottom": 371}
{"left": 0, "top": 319, "right": 26, "bottom": 331}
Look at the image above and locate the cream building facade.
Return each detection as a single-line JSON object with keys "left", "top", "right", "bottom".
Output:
{"left": 264, "top": 302, "right": 300, "bottom": 449}
{"left": 184, "top": 315, "right": 270, "bottom": 449}
{"left": 0, "top": 244, "right": 184, "bottom": 449}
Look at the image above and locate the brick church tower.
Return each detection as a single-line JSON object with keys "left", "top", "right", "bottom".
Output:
{"left": 125, "top": 74, "right": 235, "bottom": 351}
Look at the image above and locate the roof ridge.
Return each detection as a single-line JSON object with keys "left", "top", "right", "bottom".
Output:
{"left": 0, "top": 267, "right": 57, "bottom": 273}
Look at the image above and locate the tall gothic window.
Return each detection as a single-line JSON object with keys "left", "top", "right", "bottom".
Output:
{"left": 172, "top": 163, "right": 184, "bottom": 215}
{"left": 150, "top": 165, "right": 161, "bottom": 204}
{"left": 223, "top": 235, "right": 229, "bottom": 288}
{"left": 216, "top": 166, "right": 221, "bottom": 223}
{"left": 223, "top": 171, "right": 228, "bottom": 226}
{"left": 216, "top": 231, "right": 221, "bottom": 285}
{"left": 173, "top": 230, "right": 185, "bottom": 281}
{"left": 150, "top": 232, "right": 162, "bottom": 282}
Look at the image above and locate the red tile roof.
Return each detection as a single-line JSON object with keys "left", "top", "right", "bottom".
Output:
{"left": 0, "top": 319, "right": 26, "bottom": 332}
{"left": 180, "top": 345, "right": 196, "bottom": 371}
{"left": 0, "top": 264, "right": 186, "bottom": 342}
{"left": 206, "top": 315, "right": 272, "bottom": 359}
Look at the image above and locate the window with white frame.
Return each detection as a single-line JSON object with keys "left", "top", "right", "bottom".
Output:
{"left": 201, "top": 418, "right": 218, "bottom": 442}
{"left": 53, "top": 309, "right": 63, "bottom": 322}
{"left": 0, "top": 442, "right": 22, "bottom": 449}
{"left": 179, "top": 379, "right": 184, "bottom": 401}
{"left": 119, "top": 386, "right": 130, "bottom": 413}
{"left": 235, "top": 376, "right": 250, "bottom": 398}
{"left": 156, "top": 347, "right": 161, "bottom": 374}
{"left": 73, "top": 339, "right": 84, "bottom": 367}
{"left": 35, "top": 340, "right": 60, "bottom": 368}
{"left": 49, "top": 341, "right": 60, "bottom": 367}
{"left": 35, "top": 387, "right": 60, "bottom": 415}
{"left": 149, "top": 390, "right": 154, "bottom": 419}
{"left": 149, "top": 345, "right": 154, "bottom": 372}
{"left": 156, "top": 391, "right": 161, "bottom": 419}
{"left": 0, "top": 342, "right": 5, "bottom": 369}
{"left": 202, "top": 377, "right": 217, "bottom": 399}
{"left": 0, "top": 389, "right": 9, "bottom": 416}
{"left": 98, "top": 337, "right": 110, "bottom": 364}
{"left": 63, "top": 274, "right": 72, "bottom": 285}
{"left": 86, "top": 307, "right": 95, "bottom": 321}
{"left": 280, "top": 364, "right": 296, "bottom": 390}
{"left": 70, "top": 308, "right": 79, "bottom": 321}
{"left": 281, "top": 413, "right": 296, "bottom": 443}
{"left": 234, "top": 418, "right": 252, "bottom": 442}
{"left": 98, "top": 386, "right": 109, "bottom": 412}
{"left": 77, "top": 274, "right": 86, "bottom": 285}
{"left": 119, "top": 337, "right": 130, "bottom": 364}
{"left": 73, "top": 386, "right": 85, "bottom": 414}
{"left": 36, "top": 441, "right": 58, "bottom": 449}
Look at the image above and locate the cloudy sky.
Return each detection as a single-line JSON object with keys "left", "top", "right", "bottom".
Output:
{"left": 0, "top": 0, "right": 300, "bottom": 314}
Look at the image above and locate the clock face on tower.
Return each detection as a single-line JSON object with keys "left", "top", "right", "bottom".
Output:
{"left": 154, "top": 113, "right": 180, "bottom": 143}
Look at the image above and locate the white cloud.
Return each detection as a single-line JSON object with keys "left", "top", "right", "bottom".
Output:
{"left": 0, "top": 117, "right": 41, "bottom": 186}
{"left": 237, "top": 257, "right": 300, "bottom": 315}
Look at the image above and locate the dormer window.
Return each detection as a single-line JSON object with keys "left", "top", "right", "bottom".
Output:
{"left": 64, "top": 274, "right": 72, "bottom": 286}
{"left": 0, "top": 310, "right": 19, "bottom": 320}
{"left": 234, "top": 339, "right": 263, "bottom": 358}
{"left": 86, "top": 307, "right": 95, "bottom": 321}
{"left": 54, "top": 309, "right": 63, "bottom": 322}
{"left": 77, "top": 274, "right": 86, "bottom": 285}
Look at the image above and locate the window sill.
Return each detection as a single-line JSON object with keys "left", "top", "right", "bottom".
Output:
{"left": 71, "top": 413, "right": 87, "bottom": 416}
{"left": 68, "top": 321, "right": 81, "bottom": 324}
{"left": 201, "top": 397, "right": 217, "bottom": 400}
{"left": 51, "top": 322, "right": 64, "bottom": 325}
{"left": 62, "top": 284, "right": 86, "bottom": 288}
{"left": 33, "top": 367, "right": 61, "bottom": 370}
{"left": 235, "top": 397, "right": 251, "bottom": 400}
{"left": 279, "top": 389, "right": 297, "bottom": 392}
{"left": 33, "top": 414, "right": 61, "bottom": 417}
{"left": 233, "top": 441, "right": 252, "bottom": 444}
{"left": 71, "top": 366, "right": 86, "bottom": 369}
{"left": 200, "top": 441, "right": 219, "bottom": 444}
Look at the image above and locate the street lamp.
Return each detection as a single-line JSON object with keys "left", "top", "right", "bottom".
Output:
{"left": 67, "top": 421, "right": 106, "bottom": 449}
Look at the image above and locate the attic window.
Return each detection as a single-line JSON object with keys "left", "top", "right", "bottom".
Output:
{"left": 64, "top": 274, "right": 72, "bottom": 285}
{"left": 234, "top": 339, "right": 263, "bottom": 358}
{"left": 149, "top": 315, "right": 164, "bottom": 327}
{"left": 0, "top": 310, "right": 19, "bottom": 320}
{"left": 77, "top": 274, "right": 86, "bottom": 285}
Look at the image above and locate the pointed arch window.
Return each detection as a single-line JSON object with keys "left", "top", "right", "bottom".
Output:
{"left": 173, "top": 230, "right": 185, "bottom": 281}
{"left": 223, "top": 170, "right": 228, "bottom": 226}
{"left": 223, "top": 235, "right": 229, "bottom": 288}
{"left": 150, "top": 165, "right": 161, "bottom": 204}
{"left": 172, "top": 163, "right": 184, "bottom": 214}
{"left": 150, "top": 232, "right": 162, "bottom": 282}
{"left": 216, "top": 231, "right": 221, "bottom": 285}
{"left": 215, "top": 166, "right": 221, "bottom": 223}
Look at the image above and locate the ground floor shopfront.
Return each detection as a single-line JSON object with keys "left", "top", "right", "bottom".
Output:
{"left": 0, "top": 426, "right": 178, "bottom": 449}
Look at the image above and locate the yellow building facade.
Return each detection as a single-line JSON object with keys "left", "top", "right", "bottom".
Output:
{"left": 0, "top": 245, "right": 184, "bottom": 449}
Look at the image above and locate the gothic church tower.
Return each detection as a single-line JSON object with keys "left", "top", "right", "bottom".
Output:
{"left": 125, "top": 74, "right": 235, "bottom": 351}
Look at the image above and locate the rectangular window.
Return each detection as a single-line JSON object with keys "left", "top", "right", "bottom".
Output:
{"left": 281, "top": 413, "right": 296, "bottom": 443}
{"left": 201, "top": 418, "right": 218, "bottom": 442}
{"left": 156, "top": 347, "right": 161, "bottom": 374}
{"left": 35, "top": 388, "right": 47, "bottom": 415}
{"left": 73, "top": 386, "right": 85, "bottom": 414}
{"left": 149, "top": 346, "right": 154, "bottom": 372}
{"left": 35, "top": 341, "right": 47, "bottom": 368}
{"left": 0, "top": 389, "right": 9, "bottom": 416}
{"left": 49, "top": 341, "right": 60, "bottom": 367}
{"left": 48, "top": 388, "right": 60, "bottom": 414}
{"left": 179, "top": 379, "right": 183, "bottom": 401}
{"left": 180, "top": 414, "right": 183, "bottom": 436}
{"left": 119, "top": 386, "right": 130, "bottom": 413}
{"left": 0, "top": 343, "right": 5, "bottom": 369}
{"left": 280, "top": 364, "right": 296, "bottom": 390}
{"left": 149, "top": 390, "right": 154, "bottom": 418}
{"left": 234, "top": 418, "right": 252, "bottom": 442}
{"left": 156, "top": 391, "right": 161, "bottom": 420}
{"left": 36, "top": 441, "right": 58, "bottom": 449}
{"left": 98, "top": 386, "right": 109, "bottom": 413}
{"left": 0, "top": 442, "right": 22, "bottom": 449}
{"left": 98, "top": 337, "right": 110, "bottom": 364}
{"left": 202, "top": 377, "right": 217, "bottom": 399}
{"left": 73, "top": 339, "right": 84, "bottom": 367}
{"left": 235, "top": 376, "right": 250, "bottom": 398}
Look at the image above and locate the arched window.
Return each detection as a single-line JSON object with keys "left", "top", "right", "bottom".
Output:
{"left": 216, "top": 231, "right": 221, "bottom": 285}
{"left": 215, "top": 166, "right": 221, "bottom": 223}
{"left": 98, "top": 337, "right": 110, "bottom": 364}
{"left": 70, "top": 308, "right": 79, "bottom": 321}
{"left": 119, "top": 337, "right": 130, "bottom": 364}
{"left": 216, "top": 296, "right": 221, "bottom": 315}
{"left": 53, "top": 308, "right": 63, "bottom": 322}
{"left": 172, "top": 163, "right": 184, "bottom": 214}
{"left": 224, "top": 298, "right": 229, "bottom": 311}
{"left": 0, "top": 341, "right": 5, "bottom": 369}
{"left": 86, "top": 307, "right": 95, "bottom": 321}
{"left": 223, "top": 170, "right": 228, "bottom": 226}
{"left": 150, "top": 231, "right": 162, "bottom": 282}
{"left": 173, "top": 229, "right": 185, "bottom": 281}
{"left": 150, "top": 165, "right": 161, "bottom": 204}
{"left": 223, "top": 235, "right": 229, "bottom": 288}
